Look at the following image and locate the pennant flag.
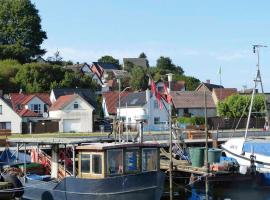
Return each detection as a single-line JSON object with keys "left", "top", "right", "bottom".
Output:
{"left": 163, "top": 84, "right": 172, "bottom": 103}
{"left": 151, "top": 80, "right": 157, "bottom": 96}
{"left": 156, "top": 92, "right": 163, "bottom": 110}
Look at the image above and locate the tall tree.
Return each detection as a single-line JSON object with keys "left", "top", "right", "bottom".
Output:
{"left": 138, "top": 52, "right": 147, "bottom": 58}
{"left": 0, "top": 0, "right": 47, "bottom": 63}
{"left": 130, "top": 66, "right": 148, "bottom": 91}
{"left": 0, "top": 59, "right": 21, "bottom": 93}
{"left": 156, "top": 56, "right": 184, "bottom": 76}
{"left": 98, "top": 55, "right": 119, "bottom": 66}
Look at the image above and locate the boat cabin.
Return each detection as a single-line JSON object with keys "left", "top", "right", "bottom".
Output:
{"left": 77, "top": 143, "right": 160, "bottom": 179}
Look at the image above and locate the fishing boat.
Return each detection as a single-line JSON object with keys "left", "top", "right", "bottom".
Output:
{"left": 221, "top": 45, "right": 270, "bottom": 173}
{"left": 6, "top": 137, "right": 165, "bottom": 200}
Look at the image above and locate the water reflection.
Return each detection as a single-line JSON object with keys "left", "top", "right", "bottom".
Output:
{"left": 162, "top": 176, "right": 270, "bottom": 200}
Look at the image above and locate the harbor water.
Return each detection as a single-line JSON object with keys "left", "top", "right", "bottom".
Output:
{"left": 162, "top": 176, "right": 270, "bottom": 200}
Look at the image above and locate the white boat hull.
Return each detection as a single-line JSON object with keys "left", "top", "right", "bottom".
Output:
{"left": 221, "top": 138, "right": 270, "bottom": 173}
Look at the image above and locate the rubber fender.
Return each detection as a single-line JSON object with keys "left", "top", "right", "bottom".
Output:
{"left": 1, "top": 173, "right": 24, "bottom": 198}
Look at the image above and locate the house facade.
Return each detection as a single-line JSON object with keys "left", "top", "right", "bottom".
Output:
{"left": 49, "top": 94, "right": 94, "bottom": 133}
{"left": 0, "top": 93, "right": 51, "bottom": 133}
{"left": 0, "top": 97, "right": 22, "bottom": 133}
{"left": 171, "top": 91, "right": 216, "bottom": 118}
{"left": 117, "top": 90, "right": 169, "bottom": 131}
{"left": 50, "top": 88, "right": 97, "bottom": 133}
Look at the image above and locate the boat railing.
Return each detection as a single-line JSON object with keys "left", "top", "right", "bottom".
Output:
{"left": 37, "top": 149, "right": 72, "bottom": 179}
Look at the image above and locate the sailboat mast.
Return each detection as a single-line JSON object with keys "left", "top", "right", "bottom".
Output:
{"left": 244, "top": 45, "right": 268, "bottom": 139}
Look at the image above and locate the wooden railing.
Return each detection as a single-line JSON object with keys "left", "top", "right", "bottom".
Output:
{"left": 37, "top": 149, "right": 72, "bottom": 179}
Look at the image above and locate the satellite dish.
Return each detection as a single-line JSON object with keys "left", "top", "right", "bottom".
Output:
{"left": 43, "top": 112, "right": 49, "bottom": 118}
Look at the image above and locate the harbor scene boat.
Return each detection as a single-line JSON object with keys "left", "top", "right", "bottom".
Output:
{"left": 2, "top": 1, "right": 270, "bottom": 200}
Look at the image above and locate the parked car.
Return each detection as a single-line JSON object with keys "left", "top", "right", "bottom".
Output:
{"left": 94, "top": 119, "right": 112, "bottom": 132}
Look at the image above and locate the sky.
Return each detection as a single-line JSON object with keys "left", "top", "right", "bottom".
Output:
{"left": 31, "top": 0, "right": 270, "bottom": 91}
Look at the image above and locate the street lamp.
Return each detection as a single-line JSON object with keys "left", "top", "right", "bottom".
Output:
{"left": 167, "top": 73, "right": 173, "bottom": 200}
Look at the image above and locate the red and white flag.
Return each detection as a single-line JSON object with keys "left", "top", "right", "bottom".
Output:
{"left": 163, "top": 84, "right": 172, "bottom": 104}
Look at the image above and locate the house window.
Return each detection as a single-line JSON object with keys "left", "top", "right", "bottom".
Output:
{"left": 0, "top": 122, "right": 11, "bottom": 130}
{"left": 154, "top": 117, "right": 160, "bottom": 124}
{"left": 16, "top": 104, "right": 22, "bottom": 110}
{"left": 44, "top": 104, "right": 48, "bottom": 113}
{"left": 92, "top": 154, "right": 102, "bottom": 174}
{"left": 81, "top": 154, "right": 91, "bottom": 173}
{"left": 74, "top": 102, "right": 79, "bottom": 109}
{"left": 31, "top": 104, "right": 41, "bottom": 113}
{"left": 154, "top": 100, "right": 159, "bottom": 109}
{"left": 0, "top": 105, "right": 2, "bottom": 114}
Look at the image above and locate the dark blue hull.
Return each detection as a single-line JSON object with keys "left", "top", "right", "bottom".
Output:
{"left": 22, "top": 171, "right": 165, "bottom": 200}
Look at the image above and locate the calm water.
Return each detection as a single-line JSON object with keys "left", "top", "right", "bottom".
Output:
{"left": 162, "top": 177, "right": 270, "bottom": 200}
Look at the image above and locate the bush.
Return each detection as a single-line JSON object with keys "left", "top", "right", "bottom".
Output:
{"left": 177, "top": 116, "right": 205, "bottom": 125}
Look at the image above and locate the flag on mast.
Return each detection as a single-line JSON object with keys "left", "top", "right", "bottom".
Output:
{"left": 164, "top": 83, "right": 172, "bottom": 103}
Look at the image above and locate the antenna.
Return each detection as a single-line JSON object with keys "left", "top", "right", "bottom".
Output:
{"left": 245, "top": 44, "right": 268, "bottom": 139}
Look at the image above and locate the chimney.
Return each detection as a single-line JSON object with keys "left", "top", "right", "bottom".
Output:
{"left": 206, "top": 79, "right": 210, "bottom": 84}
{"left": 0, "top": 90, "right": 3, "bottom": 97}
{"left": 19, "top": 88, "right": 23, "bottom": 94}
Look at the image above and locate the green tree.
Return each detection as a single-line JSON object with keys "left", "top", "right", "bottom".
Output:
{"left": 173, "top": 74, "right": 200, "bottom": 90}
{"left": 217, "top": 94, "right": 265, "bottom": 118}
{"left": 130, "top": 66, "right": 148, "bottom": 90}
{"left": 123, "top": 61, "right": 134, "bottom": 72}
{"left": 0, "top": 0, "right": 47, "bottom": 63}
{"left": 98, "top": 55, "right": 119, "bottom": 66}
{"left": 139, "top": 52, "right": 147, "bottom": 58}
{"left": 0, "top": 59, "right": 21, "bottom": 93}
{"left": 156, "top": 56, "right": 184, "bottom": 78}
{"left": 15, "top": 63, "right": 99, "bottom": 93}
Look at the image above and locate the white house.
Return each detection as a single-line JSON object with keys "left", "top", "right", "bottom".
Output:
{"left": 0, "top": 97, "right": 22, "bottom": 133}
{"left": 0, "top": 93, "right": 51, "bottom": 133}
{"left": 117, "top": 90, "right": 170, "bottom": 131}
{"left": 49, "top": 94, "right": 95, "bottom": 133}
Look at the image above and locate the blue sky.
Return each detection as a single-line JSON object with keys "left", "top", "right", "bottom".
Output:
{"left": 31, "top": 0, "right": 270, "bottom": 91}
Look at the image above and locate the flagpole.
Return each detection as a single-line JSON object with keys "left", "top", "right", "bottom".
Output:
{"left": 167, "top": 73, "right": 173, "bottom": 200}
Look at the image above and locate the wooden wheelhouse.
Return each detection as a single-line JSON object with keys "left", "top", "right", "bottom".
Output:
{"left": 77, "top": 143, "right": 161, "bottom": 179}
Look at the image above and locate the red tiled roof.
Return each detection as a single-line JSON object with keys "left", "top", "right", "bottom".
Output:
{"left": 18, "top": 109, "right": 39, "bottom": 117}
{"left": 213, "top": 88, "right": 237, "bottom": 101}
{"left": 49, "top": 94, "right": 77, "bottom": 111}
{"left": 171, "top": 91, "right": 216, "bottom": 108}
{"left": 9, "top": 93, "right": 51, "bottom": 116}
{"left": 102, "top": 92, "right": 129, "bottom": 115}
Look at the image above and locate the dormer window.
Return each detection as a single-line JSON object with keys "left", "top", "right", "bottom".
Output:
{"left": 31, "top": 104, "right": 41, "bottom": 113}
{"left": 74, "top": 102, "right": 79, "bottom": 109}
{"left": 16, "top": 104, "right": 22, "bottom": 110}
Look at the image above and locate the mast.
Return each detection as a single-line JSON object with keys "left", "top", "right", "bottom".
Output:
{"left": 244, "top": 45, "right": 268, "bottom": 139}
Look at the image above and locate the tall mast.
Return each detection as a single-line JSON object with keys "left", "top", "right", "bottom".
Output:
{"left": 244, "top": 45, "right": 268, "bottom": 139}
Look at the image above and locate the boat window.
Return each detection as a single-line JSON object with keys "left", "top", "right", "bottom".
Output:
{"left": 81, "top": 153, "right": 91, "bottom": 173}
{"left": 107, "top": 149, "right": 123, "bottom": 175}
{"left": 125, "top": 149, "right": 139, "bottom": 172}
{"left": 142, "top": 148, "right": 158, "bottom": 172}
{"left": 92, "top": 154, "right": 102, "bottom": 174}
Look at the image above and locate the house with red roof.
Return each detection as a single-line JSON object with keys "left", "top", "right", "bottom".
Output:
{"left": 0, "top": 93, "right": 51, "bottom": 133}
{"left": 102, "top": 91, "right": 129, "bottom": 118}
{"left": 156, "top": 80, "right": 185, "bottom": 93}
{"left": 49, "top": 94, "right": 95, "bottom": 132}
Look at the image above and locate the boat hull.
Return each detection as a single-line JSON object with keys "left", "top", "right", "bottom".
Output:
{"left": 221, "top": 138, "right": 270, "bottom": 172}
{"left": 22, "top": 171, "right": 165, "bottom": 200}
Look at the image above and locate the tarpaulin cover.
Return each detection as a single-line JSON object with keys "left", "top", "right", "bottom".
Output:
{"left": 243, "top": 140, "right": 270, "bottom": 156}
